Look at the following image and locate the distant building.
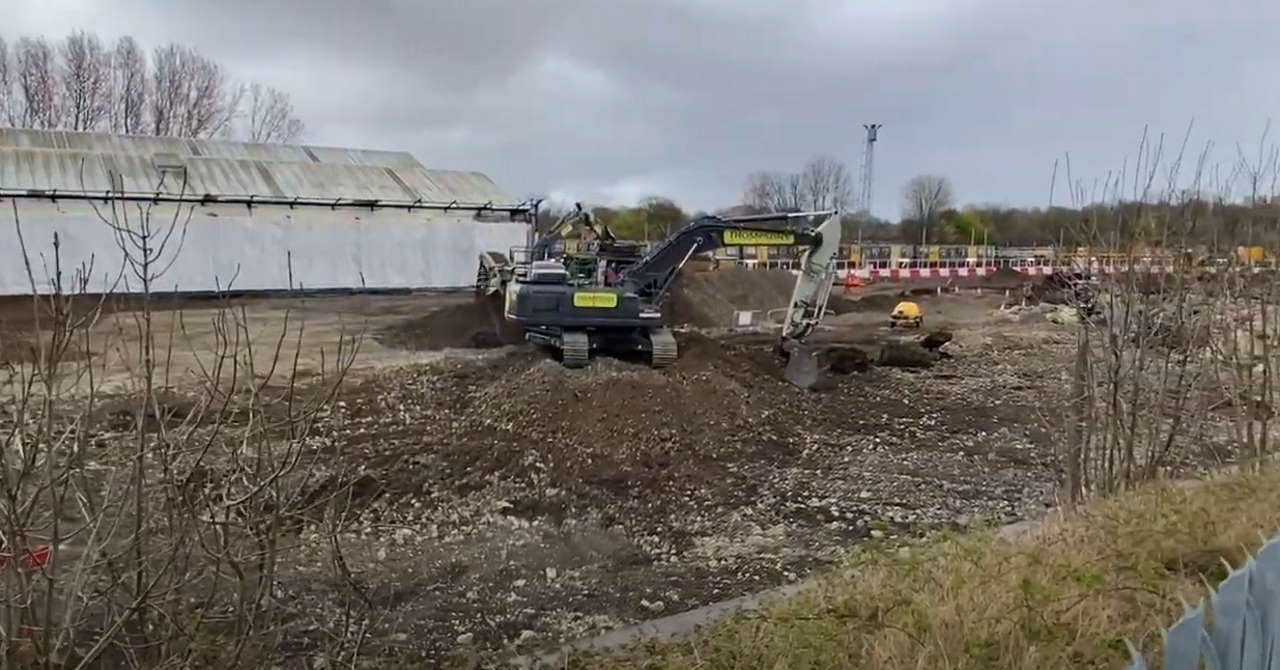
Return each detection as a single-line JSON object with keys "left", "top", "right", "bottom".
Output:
{"left": 0, "top": 128, "right": 532, "bottom": 295}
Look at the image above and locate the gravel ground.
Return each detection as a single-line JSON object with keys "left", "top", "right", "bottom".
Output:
{"left": 276, "top": 304, "right": 1073, "bottom": 665}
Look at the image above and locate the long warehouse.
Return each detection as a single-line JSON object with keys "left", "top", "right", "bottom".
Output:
{"left": 0, "top": 127, "right": 531, "bottom": 295}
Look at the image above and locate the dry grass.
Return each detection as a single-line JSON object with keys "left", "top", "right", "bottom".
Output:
{"left": 579, "top": 467, "right": 1280, "bottom": 670}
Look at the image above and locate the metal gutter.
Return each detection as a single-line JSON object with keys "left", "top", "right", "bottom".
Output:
{"left": 0, "top": 187, "right": 534, "bottom": 214}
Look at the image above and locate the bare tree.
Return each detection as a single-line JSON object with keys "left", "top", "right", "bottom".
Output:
{"left": 902, "top": 175, "right": 955, "bottom": 244}
{"left": 4, "top": 31, "right": 305, "bottom": 143}
{"left": 744, "top": 171, "right": 804, "bottom": 212}
{"left": 110, "top": 36, "right": 147, "bottom": 134}
{"left": 60, "top": 31, "right": 111, "bottom": 132}
{"left": 14, "top": 37, "right": 60, "bottom": 129}
{"left": 800, "top": 155, "right": 853, "bottom": 211}
{"left": 150, "top": 43, "right": 239, "bottom": 139}
{"left": 245, "top": 82, "right": 304, "bottom": 143}
{"left": 0, "top": 36, "right": 13, "bottom": 126}
{"left": 745, "top": 156, "right": 853, "bottom": 213}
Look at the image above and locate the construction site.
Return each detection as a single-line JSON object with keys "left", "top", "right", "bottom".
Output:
{"left": 0, "top": 129, "right": 1272, "bottom": 667}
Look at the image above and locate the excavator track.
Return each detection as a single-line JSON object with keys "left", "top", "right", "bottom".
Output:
{"left": 560, "top": 330, "right": 590, "bottom": 369}
{"left": 648, "top": 328, "right": 678, "bottom": 368}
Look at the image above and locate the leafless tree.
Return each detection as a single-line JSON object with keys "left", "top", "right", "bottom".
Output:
{"left": 745, "top": 172, "right": 801, "bottom": 212}
{"left": 902, "top": 174, "right": 955, "bottom": 243}
{"left": 13, "top": 37, "right": 60, "bottom": 129}
{"left": 745, "top": 156, "right": 854, "bottom": 213}
{"left": 4, "top": 31, "right": 305, "bottom": 143}
{"left": 245, "top": 82, "right": 304, "bottom": 143}
{"left": 60, "top": 31, "right": 111, "bottom": 132}
{"left": 110, "top": 36, "right": 147, "bottom": 134}
{"left": 1, "top": 175, "right": 367, "bottom": 665}
{"left": 0, "top": 36, "right": 14, "bottom": 126}
{"left": 800, "top": 155, "right": 853, "bottom": 211}
{"left": 150, "top": 43, "right": 239, "bottom": 139}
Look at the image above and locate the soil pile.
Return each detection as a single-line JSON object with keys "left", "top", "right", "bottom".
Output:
{"left": 988, "top": 267, "right": 1028, "bottom": 287}
{"left": 375, "top": 295, "right": 524, "bottom": 351}
{"left": 665, "top": 267, "right": 801, "bottom": 328}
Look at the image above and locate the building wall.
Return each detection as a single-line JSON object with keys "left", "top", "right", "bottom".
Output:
{"left": 0, "top": 199, "right": 528, "bottom": 295}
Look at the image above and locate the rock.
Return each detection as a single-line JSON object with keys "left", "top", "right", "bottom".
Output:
{"left": 822, "top": 345, "right": 871, "bottom": 374}
{"left": 1045, "top": 305, "right": 1080, "bottom": 325}
{"left": 869, "top": 529, "right": 886, "bottom": 539}
{"left": 876, "top": 343, "right": 940, "bottom": 369}
{"left": 456, "top": 632, "right": 474, "bottom": 645}
{"left": 918, "top": 330, "right": 954, "bottom": 351}
{"left": 545, "top": 567, "right": 558, "bottom": 581}
{"left": 518, "top": 629, "right": 537, "bottom": 644}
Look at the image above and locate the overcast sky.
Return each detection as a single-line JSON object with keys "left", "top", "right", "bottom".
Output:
{"left": 7, "top": 0, "right": 1280, "bottom": 218}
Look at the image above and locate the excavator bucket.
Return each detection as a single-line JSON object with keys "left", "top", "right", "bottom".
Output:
{"left": 782, "top": 344, "right": 835, "bottom": 391}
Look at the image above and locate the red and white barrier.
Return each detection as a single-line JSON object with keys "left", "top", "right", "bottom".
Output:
{"left": 835, "top": 264, "right": 1179, "bottom": 281}
{"left": 742, "top": 258, "right": 1269, "bottom": 282}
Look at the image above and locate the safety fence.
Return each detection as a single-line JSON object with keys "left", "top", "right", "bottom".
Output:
{"left": 1126, "top": 532, "right": 1280, "bottom": 669}
{"left": 734, "top": 258, "right": 1274, "bottom": 282}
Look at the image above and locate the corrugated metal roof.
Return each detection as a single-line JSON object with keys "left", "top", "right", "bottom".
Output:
{"left": 0, "top": 127, "right": 417, "bottom": 168}
{"left": 0, "top": 127, "right": 516, "bottom": 205}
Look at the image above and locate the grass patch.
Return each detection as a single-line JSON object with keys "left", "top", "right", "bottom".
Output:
{"left": 578, "top": 469, "right": 1280, "bottom": 670}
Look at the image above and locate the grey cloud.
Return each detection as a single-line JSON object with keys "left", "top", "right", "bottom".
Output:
{"left": 8, "top": 0, "right": 1280, "bottom": 216}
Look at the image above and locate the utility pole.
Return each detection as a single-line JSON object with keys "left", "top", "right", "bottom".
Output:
{"left": 859, "top": 124, "right": 881, "bottom": 272}
{"left": 860, "top": 124, "right": 882, "bottom": 218}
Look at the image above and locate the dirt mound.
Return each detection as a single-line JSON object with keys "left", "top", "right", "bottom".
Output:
{"left": 375, "top": 296, "right": 524, "bottom": 351}
{"left": 990, "top": 267, "right": 1027, "bottom": 284}
{"left": 666, "top": 267, "right": 800, "bottom": 328}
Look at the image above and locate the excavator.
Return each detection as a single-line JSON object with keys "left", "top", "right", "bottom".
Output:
{"left": 478, "top": 209, "right": 842, "bottom": 388}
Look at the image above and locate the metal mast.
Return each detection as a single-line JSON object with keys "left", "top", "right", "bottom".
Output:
{"left": 860, "top": 123, "right": 881, "bottom": 217}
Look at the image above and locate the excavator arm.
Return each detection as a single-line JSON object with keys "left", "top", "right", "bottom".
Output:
{"left": 780, "top": 212, "right": 842, "bottom": 342}
{"left": 615, "top": 209, "right": 843, "bottom": 388}
{"left": 619, "top": 210, "right": 837, "bottom": 302}
{"left": 775, "top": 213, "right": 844, "bottom": 389}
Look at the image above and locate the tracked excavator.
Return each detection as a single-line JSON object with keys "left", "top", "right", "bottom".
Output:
{"left": 479, "top": 209, "right": 842, "bottom": 388}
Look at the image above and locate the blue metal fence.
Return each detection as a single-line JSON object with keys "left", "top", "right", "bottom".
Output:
{"left": 1127, "top": 534, "right": 1280, "bottom": 669}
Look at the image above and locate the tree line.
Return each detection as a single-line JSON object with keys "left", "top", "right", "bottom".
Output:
{"left": 553, "top": 155, "right": 1280, "bottom": 255}
{"left": 0, "top": 30, "right": 304, "bottom": 143}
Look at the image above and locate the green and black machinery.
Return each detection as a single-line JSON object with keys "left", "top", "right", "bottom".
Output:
{"left": 478, "top": 209, "right": 842, "bottom": 384}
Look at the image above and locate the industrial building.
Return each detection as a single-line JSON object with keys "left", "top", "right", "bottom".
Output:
{"left": 0, "top": 128, "right": 531, "bottom": 295}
